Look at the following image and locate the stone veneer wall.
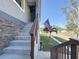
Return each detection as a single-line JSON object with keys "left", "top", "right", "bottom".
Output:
{"left": 0, "top": 17, "right": 24, "bottom": 54}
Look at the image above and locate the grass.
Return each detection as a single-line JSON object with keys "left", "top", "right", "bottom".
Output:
{"left": 40, "top": 30, "right": 68, "bottom": 51}
{"left": 40, "top": 35, "right": 50, "bottom": 51}
{"left": 40, "top": 34, "right": 67, "bottom": 51}
{"left": 40, "top": 35, "right": 59, "bottom": 51}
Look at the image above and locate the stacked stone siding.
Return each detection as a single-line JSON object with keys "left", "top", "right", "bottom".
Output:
{"left": 0, "top": 18, "right": 22, "bottom": 54}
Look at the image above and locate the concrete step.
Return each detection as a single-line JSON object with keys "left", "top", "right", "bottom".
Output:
{"left": 18, "top": 29, "right": 30, "bottom": 33}
{"left": 23, "top": 27, "right": 31, "bottom": 30}
{"left": 0, "top": 23, "right": 33, "bottom": 59}
{"left": 10, "top": 40, "right": 31, "bottom": 46}
{"left": 19, "top": 30, "right": 30, "bottom": 33}
{"left": 24, "top": 23, "right": 33, "bottom": 28}
{"left": 22, "top": 27, "right": 31, "bottom": 30}
{"left": 20, "top": 28, "right": 31, "bottom": 31}
{"left": 0, "top": 54, "right": 31, "bottom": 59}
{"left": 15, "top": 36, "right": 31, "bottom": 40}
{"left": 22, "top": 24, "right": 32, "bottom": 30}
{"left": 3, "top": 46, "right": 31, "bottom": 55}
{"left": 17, "top": 33, "right": 30, "bottom": 36}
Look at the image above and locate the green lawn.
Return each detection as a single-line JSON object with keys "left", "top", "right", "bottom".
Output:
{"left": 40, "top": 34, "right": 67, "bottom": 51}
{"left": 40, "top": 35, "right": 50, "bottom": 51}
{"left": 40, "top": 35, "right": 59, "bottom": 51}
{"left": 40, "top": 29, "right": 68, "bottom": 51}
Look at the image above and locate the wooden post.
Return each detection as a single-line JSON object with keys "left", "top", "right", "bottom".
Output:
{"left": 71, "top": 44, "right": 77, "bottom": 59}
{"left": 50, "top": 48, "right": 53, "bottom": 59}
{"left": 67, "top": 46, "right": 69, "bottom": 59}
{"left": 30, "top": 35, "right": 34, "bottom": 59}
{"left": 56, "top": 48, "right": 58, "bottom": 59}
{"left": 64, "top": 46, "right": 66, "bottom": 59}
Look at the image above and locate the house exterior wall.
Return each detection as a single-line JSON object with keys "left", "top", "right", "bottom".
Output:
{"left": 0, "top": 0, "right": 41, "bottom": 58}
{"left": 0, "top": 0, "right": 30, "bottom": 23}
{"left": 37, "top": 0, "right": 41, "bottom": 50}
{"left": 0, "top": 0, "right": 31, "bottom": 54}
{"left": 34, "top": 0, "right": 41, "bottom": 59}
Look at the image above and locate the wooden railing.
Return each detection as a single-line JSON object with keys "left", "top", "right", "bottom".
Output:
{"left": 30, "top": 20, "right": 38, "bottom": 59}
{"left": 50, "top": 38, "right": 79, "bottom": 59}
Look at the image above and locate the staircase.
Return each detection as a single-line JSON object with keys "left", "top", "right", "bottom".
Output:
{"left": 0, "top": 23, "right": 33, "bottom": 59}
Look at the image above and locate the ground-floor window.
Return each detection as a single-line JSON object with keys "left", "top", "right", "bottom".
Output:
{"left": 15, "top": 0, "right": 24, "bottom": 10}
{"left": 15, "top": 0, "right": 22, "bottom": 6}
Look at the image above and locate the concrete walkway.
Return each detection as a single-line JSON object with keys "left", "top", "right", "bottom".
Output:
{"left": 37, "top": 51, "right": 50, "bottom": 59}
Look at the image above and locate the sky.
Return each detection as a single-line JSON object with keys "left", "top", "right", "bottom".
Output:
{"left": 40, "top": 0, "right": 72, "bottom": 28}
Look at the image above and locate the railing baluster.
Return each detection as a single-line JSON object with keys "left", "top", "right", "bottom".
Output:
{"left": 62, "top": 47, "right": 63, "bottom": 59}
{"left": 65, "top": 46, "right": 67, "bottom": 59}
{"left": 59, "top": 48, "right": 61, "bottom": 59}
{"left": 71, "top": 44, "right": 77, "bottom": 59}
{"left": 50, "top": 38, "right": 79, "bottom": 59}
{"left": 56, "top": 48, "right": 58, "bottom": 59}
{"left": 69, "top": 45, "right": 71, "bottom": 59}
{"left": 63, "top": 47, "right": 65, "bottom": 59}
{"left": 30, "top": 20, "right": 38, "bottom": 59}
{"left": 64, "top": 46, "right": 66, "bottom": 59}
{"left": 67, "top": 45, "right": 69, "bottom": 59}
{"left": 58, "top": 48, "right": 60, "bottom": 59}
{"left": 62, "top": 47, "right": 64, "bottom": 59}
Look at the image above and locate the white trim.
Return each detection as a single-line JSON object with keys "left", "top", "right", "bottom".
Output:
{"left": 13, "top": 0, "right": 25, "bottom": 12}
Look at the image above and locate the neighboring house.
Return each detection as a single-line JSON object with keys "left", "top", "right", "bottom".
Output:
{"left": 0, "top": 0, "right": 41, "bottom": 59}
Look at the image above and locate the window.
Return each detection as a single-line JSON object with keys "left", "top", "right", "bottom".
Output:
{"left": 15, "top": 0, "right": 22, "bottom": 7}
{"left": 15, "top": 0, "right": 24, "bottom": 10}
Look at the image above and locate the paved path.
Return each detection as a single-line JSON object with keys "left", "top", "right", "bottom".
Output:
{"left": 37, "top": 51, "right": 50, "bottom": 59}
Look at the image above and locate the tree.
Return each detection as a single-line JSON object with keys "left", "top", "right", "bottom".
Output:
{"left": 43, "top": 26, "right": 58, "bottom": 37}
{"left": 43, "top": 27, "right": 49, "bottom": 33}
{"left": 66, "top": 23, "right": 78, "bottom": 31}
{"left": 51, "top": 28, "right": 58, "bottom": 34}
{"left": 64, "top": 0, "right": 79, "bottom": 38}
